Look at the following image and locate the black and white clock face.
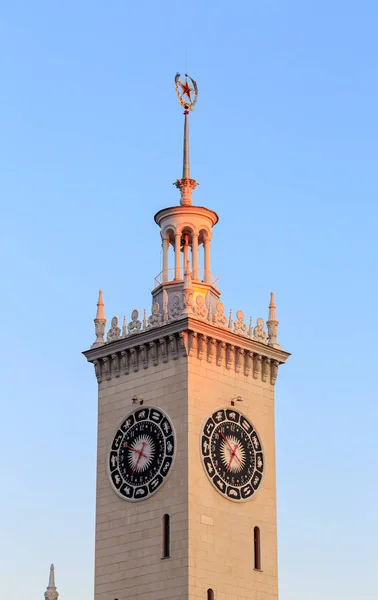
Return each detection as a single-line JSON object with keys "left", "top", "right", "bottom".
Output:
{"left": 201, "top": 408, "right": 264, "bottom": 502}
{"left": 108, "top": 407, "right": 175, "bottom": 501}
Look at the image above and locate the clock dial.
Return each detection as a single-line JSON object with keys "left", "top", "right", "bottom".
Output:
{"left": 108, "top": 407, "right": 175, "bottom": 501}
{"left": 201, "top": 409, "right": 264, "bottom": 502}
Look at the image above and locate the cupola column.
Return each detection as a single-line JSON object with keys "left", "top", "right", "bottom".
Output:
{"left": 204, "top": 238, "right": 211, "bottom": 283}
{"left": 174, "top": 231, "right": 182, "bottom": 280}
{"left": 162, "top": 237, "right": 169, "bottom": 283}
{"left": 192, "top": 233, "right": 199, "bottom": 280}
{"left": 183, "top": 235, "right": 189, "bottom": 269}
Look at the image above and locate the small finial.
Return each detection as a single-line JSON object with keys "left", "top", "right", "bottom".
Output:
{"left": 91, "top": 290, "right": 107, "bottom": 349}
{"left": 248, "top": 316, "right": 253, "bottom": 338}
{"left": 163, "top": 300, "right": 169, "bottom": 322}
{"left": 182, "top": 260, "right": 194, "bottom": 312}
{"left": 122, "top": 315, "right": 127, "bottom": 337}
{"left": 228, "top": 308, "right": 233, "bottom": 329}
{"left": 143, "top": 309, "right": 147, "bottom": 330}
{"left": 185, "top": 259, "right": 191, "bottom": 275}
{"left": 208, "top": 302, "right": 213, "bottom": 323}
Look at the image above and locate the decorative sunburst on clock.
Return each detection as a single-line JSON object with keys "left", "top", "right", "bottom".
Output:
{"left": 201, "top": 408, "right": 264, "bottom": 502}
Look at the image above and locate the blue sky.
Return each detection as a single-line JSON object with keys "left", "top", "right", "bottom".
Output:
{"left": 1, "top": 1, "right": 377, "bottom": 598}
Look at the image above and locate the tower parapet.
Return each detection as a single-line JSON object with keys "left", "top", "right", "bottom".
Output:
{"left": 84, "top": 288, "right": 288, "bottom": 388}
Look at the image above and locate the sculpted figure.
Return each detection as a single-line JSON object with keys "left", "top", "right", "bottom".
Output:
{"left": 148, "top": 302, "right": 163, "bottom": 328}
{"left": 107, "top": 316, "right": 121, "bottom": 342}
{"left": 253, "top": 317, "right": 267, "bottom": 343}
{"left": 128, "top": 309, "right": 142, "bottom": 334}
{"left": 234, "top": 309, "right": 247, "bottom": 335}
{"left": 170, "top": 295, "right": 182, "bottom": 319}
{"left": 193, "top": 294, "right": 207, "bottom": 319}
{"left": 213, "top": 301, "right": 228, "bottom": 327}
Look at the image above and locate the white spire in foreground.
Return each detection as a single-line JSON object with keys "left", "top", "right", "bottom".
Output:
{"left": 44, "top": 564, "right": 59, "bottom": 600}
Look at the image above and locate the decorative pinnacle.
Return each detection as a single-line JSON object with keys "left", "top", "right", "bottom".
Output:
{"left": 45, "top": 564, "right": 58, "bottom": 600}
{"left": 267, "top": 292, "right": 281, "bottom": 349}
{"left": 95, "top": 290, "right": 105, "bottom": 321}
{"left": 91, "top": 289, "right": 107, "bottom": 348}
{"left": 173, "top": 73, "right": 199, "bottom": 206}
{"left": 268, "top": 292, "right": 277, "bottom": 321}
{"left": 48, "top": 564, "right": 55, "bottom": 588}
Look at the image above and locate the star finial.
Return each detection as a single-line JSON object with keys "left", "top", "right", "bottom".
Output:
{"left": 173, "top": 72, "right": 199, "bottom": 206}
{"left": 175, "top": 72, "right": 198, "bottom": 111}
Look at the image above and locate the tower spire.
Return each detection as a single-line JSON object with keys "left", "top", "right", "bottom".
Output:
{"left": 44, "top": 564, "right": 59, "bottom": 600}
{"left": 183, "top": 108, "right": 190, "bottom": 180}
{"left": 174, "top": 73, "right": 199, "bottom": 206}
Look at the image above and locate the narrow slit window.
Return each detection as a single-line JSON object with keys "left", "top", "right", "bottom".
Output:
{"left": 162, "top": 514, "right": 170, "bottom": 558}
{"left": 254, "top": 526, "right": 261, "bottom": 570}
{"left": 207, "top": 589, "right": 214, "bottom": 600}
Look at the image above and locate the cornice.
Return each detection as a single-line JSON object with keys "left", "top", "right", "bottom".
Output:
{"left": 186, "top": 317, "right": 290, "bottom": 363}
{"left": 83, "top": 316, "right": 290, "bottom": 386}
{"left": 154, "top": 205, "right": 219, "bottom": 227}
{"left": 83, "top": 318, "right": 188, "bottom": 361}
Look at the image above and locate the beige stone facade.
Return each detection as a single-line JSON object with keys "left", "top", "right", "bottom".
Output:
{"left": 94, "top": 357, "right": 189, "bottom": 600}
{"left": 187, "top": 354, "right": 278, "bottom": 600}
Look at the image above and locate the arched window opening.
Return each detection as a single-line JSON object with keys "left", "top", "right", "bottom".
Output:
{"left": 207, "top": 589, "right": 214, "bottom": 600}
{"left": 162, "top": 514, "right": 170, "bottom": 558}
{"left": 254, "top": 526, "right": 261, "bottom": 570}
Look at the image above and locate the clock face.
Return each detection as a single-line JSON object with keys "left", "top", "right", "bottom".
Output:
{"left": 108, "top": 407, "right": 175, "bottom": 501}
{"left": 201, "top": 408, "right": 264, "bottom": 502}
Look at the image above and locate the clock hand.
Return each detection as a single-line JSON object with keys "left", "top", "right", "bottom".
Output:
{"left": 219, "top": 430, "right": 234, "bottom": 452}
{"left": 123, "top": 443, "right": 148, "bottom": 459}
{"left": 132, "top": 441, "right": 146, "bottom": 474}
{"left": 226, "top": 444, "right": 239, "bottom": 472}
{"left": 219, "top": 431, "right": 242, "bottom": 465}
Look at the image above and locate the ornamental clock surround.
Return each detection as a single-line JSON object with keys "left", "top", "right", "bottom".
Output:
{"left": 108, "top": 406, "right": 175, "bottom": 502}
{"left": 200, "top": 407, "right": 264, "bottom": 502}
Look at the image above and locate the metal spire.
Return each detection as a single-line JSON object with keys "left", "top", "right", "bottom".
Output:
{"left": 174, "top": 73, "right": 199, "bottom": 206}
{"left": 183, "top": 108, "right": 190, "bottom": 179}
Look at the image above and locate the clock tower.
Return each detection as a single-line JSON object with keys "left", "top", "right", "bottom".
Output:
{"left": 83, "top": 74, "right": 290, "bottom": 600}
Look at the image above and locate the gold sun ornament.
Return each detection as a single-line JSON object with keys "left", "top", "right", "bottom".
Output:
{"left": 175, "top": 73, "right": 198, "bottom": 112}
